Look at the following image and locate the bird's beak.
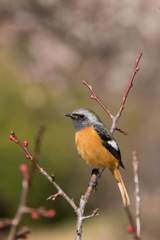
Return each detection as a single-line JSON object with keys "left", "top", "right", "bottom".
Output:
{"left": 64, "top": 113, "right": 74, "bottom": 119}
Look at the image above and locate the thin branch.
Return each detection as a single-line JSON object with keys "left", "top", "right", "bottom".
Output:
{"left": 83, "top": 80, "right": 113, "bottom": 118}
{"left": 132, "top": 151, "right": 141, "bottom": 239}
{"left": 118, "top": 52, "right": 142, "bottom": 116}
{"left": 29, "top": 124, "right": 46, "bottom": 184}
{"left": 75, "top": 170, "right": 99, "bottom": 240}
{"left": 83, "top": 52, "right": 143, "bottom": 135}
{"left": 125, "top": 207, "right": 138, "bottom": 239}
{"left": 7, "top": 171, "right": 30, "bottom": 240}
{"left": 7, "top": 126, "right": 46, "bottom": 240}
{"left": 125, "top": 151, "right": 141, "bottom": 240}
{"left": 16, "top": 226, "right": 31, "bottom": 239}
{"left": 10, "top": 131, "right": 78, "bottom": 213}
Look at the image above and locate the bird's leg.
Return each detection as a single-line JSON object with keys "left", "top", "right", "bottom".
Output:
{"left": 96, "top": 168, "right": 105, "bottom": 181}
{"left": 91, "top": 168, "right": 99, "bottom": 176}
{"left": 89, "top": 168, "right": 99, "bottom": 190}
{"left": 89, "top": 168, "right": 105, "bottom": 191}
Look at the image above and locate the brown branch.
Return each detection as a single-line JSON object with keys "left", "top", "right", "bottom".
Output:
{"left": 132, "top": 151, "right": 141, "bottom": 239}
{"left": 7, "top": 171, "right": 30, "bottom": 240}
{"left": 75, "top": 169, "right": 99, "bottom": 240}
{"left": 7, "top": 126, "right": 46, "bottom": 240}
{"left": 83, "top": 52, "right": 143, "bottom": 135}
{"left": 125, "top": 151, "right": 141, "bottom": 240}
{"left": 118, "top": 53, "right": 142, "bottom": 116}
{"left": 9, "top": 131, "right": 78, "bottom": 212}
{"left": 83, "top": 80, "right": 113, "bottom": 118}
{"left": 125, "top": 207, "right": 138, "bottom": 239}
{"left": 29, "top": 124, "right": 46, "bottom": 184}
{"left": 16, "top": 226, "right": 31, "bottom": 239}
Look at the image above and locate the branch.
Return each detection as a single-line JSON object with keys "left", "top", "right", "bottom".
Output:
{"left": 126, "top": 151, "right": 141, "bottom": 240}
{"left": 118, "top": 52, "right": 142, "bottom": 116}
{"left": 132, "top": 151, "right": 141, "bottom": 239}
{"left": 6, "top": 126, "right": 49, "bottom": 240}
{"left": 83, "top": 52, "right": 143, "bottom": 135}
{"left": 83, "top": 80, "right": 113, "bottom": 118}
{"left": 75, "top": 169, "right": 100, "bottom": 239}
{"left": 29, "top": 124, "right": 46, "bottom": 184}
{"left": 10, "top": 131, "right": 78, "bottom": 213}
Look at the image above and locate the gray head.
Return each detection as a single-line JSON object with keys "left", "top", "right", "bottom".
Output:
{"left": 65, "top": 108, "right": 102, "bottom": 132}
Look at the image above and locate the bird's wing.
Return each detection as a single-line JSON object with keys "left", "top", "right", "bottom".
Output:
{"left": 93, "top": 124, "right": 125, "bottom": 169}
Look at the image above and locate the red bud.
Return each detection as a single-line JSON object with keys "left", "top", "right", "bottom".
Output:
{"left": 126, "top": 226, "right": 134, "bottom": 233}
{"left": 47, "top": 209, "right": 56, "bottom": 218}
{"left": 0, "top": 221, "right": 4, "bottom": 228}
{"left": 31, "top": 212, "right": 39, "bottom": 220}
{"left": 9, "top": 135, "right": 14, "bottom": 140}
{"left": 26, "top": 155, "right": 30, "bottom": 159}
{"left": 23, "top": 141, "right": 28, "bottom": 147}
{"left": 20, "top": 234, "right": 27, "bottom": 239}
{"left": 20, "top": 164, "right": 28, "bottom": 174}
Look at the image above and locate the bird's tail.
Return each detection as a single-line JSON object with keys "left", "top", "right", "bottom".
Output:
{"left": 110, "top": 168, "right": 130, "bottom": 207}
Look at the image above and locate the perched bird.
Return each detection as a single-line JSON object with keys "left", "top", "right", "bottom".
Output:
{"left": 65, "top": 108, "right": 130, "bottom": 207}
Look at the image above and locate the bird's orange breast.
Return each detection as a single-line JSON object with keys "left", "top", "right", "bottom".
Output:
{"left": 75, "top": 126, "right": 119, "bottom": 169}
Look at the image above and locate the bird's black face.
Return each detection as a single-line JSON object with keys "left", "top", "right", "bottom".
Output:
{"left": 65, "top": 108, "right": 102, "bottom": 132}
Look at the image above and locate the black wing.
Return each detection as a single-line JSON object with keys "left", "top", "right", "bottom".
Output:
{"left": 94, "top": 124, "right": 125, "bottom": 169}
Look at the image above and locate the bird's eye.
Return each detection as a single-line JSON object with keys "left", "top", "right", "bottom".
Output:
{"left": 79, "top": 114, "right": 85, "bottom": 119}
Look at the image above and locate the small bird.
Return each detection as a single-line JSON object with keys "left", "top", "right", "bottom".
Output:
{"left": 65, "top": 108, "right": 130, "bottom": 207}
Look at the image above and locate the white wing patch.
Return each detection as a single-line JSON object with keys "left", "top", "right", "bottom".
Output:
{"left": 107, "top": 140, "right": 119, "bottom": 151}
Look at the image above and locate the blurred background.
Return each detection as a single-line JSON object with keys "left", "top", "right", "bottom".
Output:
{"left": 0, "top": 0, "right": 160, "bottom": 239}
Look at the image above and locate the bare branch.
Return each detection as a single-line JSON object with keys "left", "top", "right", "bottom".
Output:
{"left": 132, "top": 151, "right": 141, "bottom": 239}
{"left": 83, "top": 52, "right": 143, "bottom": 135}
{"left": 9, "top": 131, "right": 78, "bottom": 213}
{"left": 29, "top": 124, "right": 46, "bottom": 184}
{"left": 75, "top": 170, "right": 99, "bottom": 240}
{"left": 7, "top": 127, "right": 52, "bottom": 240}
{"left": 125, "top": 207, "right": 138, "bottom": 239}
{"left": 125, "top": 151, "right": 141, "bottom": 240}
{"left": 118, "top": 53, "right": 142, "bottom": 116}
{"left": 83, "top": 80, "right": 113, "bottom": 118}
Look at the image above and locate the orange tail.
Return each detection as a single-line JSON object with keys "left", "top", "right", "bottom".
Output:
{"left": 110, "top": 168, "right": 130, "bottom": 207}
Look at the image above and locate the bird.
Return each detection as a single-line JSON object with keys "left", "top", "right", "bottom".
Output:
{"left": 65, "top": 108, "right": 130, "bottom": 207}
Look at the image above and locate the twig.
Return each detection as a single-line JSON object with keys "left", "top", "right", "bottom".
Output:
{"left": 16, "top": 226, "right": 31, "bottom": 239}
{"left": 7, "top": 166, "right": 30, "bottom": 240}
{"left": 7, "top": 126, "right": 46, "bottom": 240}
{"left": 132, "top": 151, "right": 141, "bottom": 239}
{"left": 75, "top": 169, "right": 99, "bottom": 240}
{"left": 118, "top": 52, "right": 142, "bottom": 116}
{"left": 29, "top": 124, "right": 46, "bottom": 184}
{"left": 125, "top": 151, "right": 141, "bottom": 240}
{"left": 10, "top": 131, "right": 78, "bottom": 212}
{"left": 125, "top": 207, "right": 138, "bottom": 239}
{"left": 83, "top": 52, "right": 143, "bottom": 135}
{"left": 83, "top": 80, "right": 113, "bottom": 118}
